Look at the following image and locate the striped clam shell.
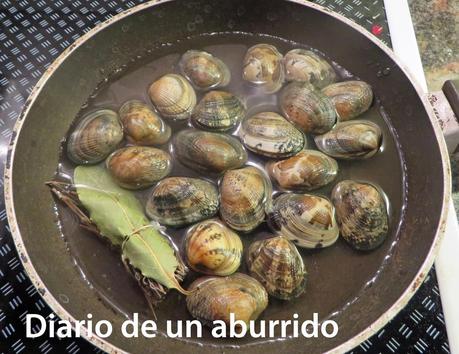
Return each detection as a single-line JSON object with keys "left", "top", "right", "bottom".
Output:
{"left": 173, "top": 129, "right": 247, "bottom": 175}
{"left": 186, "top": 273, "right": 268, "bottom": 326}
{"left": 179, "top": 50, "right": 231, "bottom": 90}
{"left": 242, "top": 44, "right": 285, "bottom": 93}
{"left": 246, "top": 236, "right": 307, "bottom": 300}
{"left": 191, "top": 90, "right": 245, "bottom": 131}
{"left": 314, "top": 120, "right": 382, "bottom": 159}
{"left": 67, "top": 109, "right": 123, "bottom": 165}
{"left": 239, "top": 112, "right": 305, "bottom": 158}
{"left": 331, "top": 180, "right": 389, "bottom": 251}
{"left": 119, "top": 100, "right": 171, "bottom": 145}
{"left": 283, "top": 49, "right": 337, "bottom": 88}
{"left": 185, "top": 218, "right": 242, "bottom": 276}
{"left": 266, "top": 150, "right": 338, "bottom": 191}
{"left": 280, "top": 82, "right": 337, "bottom": 134}
{"left": 106, "top": 146, "right": 172, "bottom": 190}
{"left": 148, "top": 74, "right": 196, "bottom": 120}
{"left": 322, "top": 80, "right": 373, "bottom": 121}
{"left": 220, "top": 166, "right": 272, "bottom": 232}
{"left": 145, "top": 177, "right": 219, "bottom": 227}
{"left": 268, "top": 193, "right": 339, "bottom": 249}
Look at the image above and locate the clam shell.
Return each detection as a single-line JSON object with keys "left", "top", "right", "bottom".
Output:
{"left": 331, "top": 180, "right": 388, "bottom": 250}
{"left": 283, "top": 49, "right": 337, "bottom": 88}
{"left": 67, "top": 109, "right": 123, "bottom": 165}
{"left": 242, "top": 44, "right": 284, "bottom": 93}
{"left": 146, "top": 177, "right": 219, "bottom": 227}
{"left": 268, "top": 194, "right": 339, "bottom": 249}
{"left": 148, "top": 74, "right": 196, "bottom": 120}
{"left": 239, "top": 112, "right": 305, "bottom": 158}
{"left": 173, "top": 129, "right": 247, "bottom": 174}
{"left": 322, "top": 81, "right": 373, "bottom": 121}
{"left": 266, "top": 150, "right": 338, "bottom": 191}
{"left": 119, "top": 100, "right": 171, "bottom": 145}
{"left": 191, "top": 90, "right": 245, "bottom": 131}
{"left": 186, "top": 273, "right": 268, "bottom": 326}
{"left": 179, "top": 50, "right": 231, "bottom": 90}
{"left": 280, "top": 82, "right": 337, "bottom": 134}
{"left": 185, "top": 218, "right": 242, "bottom": 276}
{"left": 246, "top": 236, "right": 307, "bottom": 300}
{"left": 106, "top": 146, "right": 172, "bottom": 190}
{"left": 314, "top": 120, "right": 382, "bottom": 159}
{"left": 220, "top": 166, "right": 272, "bottom": 232}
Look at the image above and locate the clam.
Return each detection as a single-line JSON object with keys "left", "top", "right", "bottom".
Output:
{"left": 280, "top": 82, "right": 337, "bottom": 134}
{"left": 322, "top": 81, "right": 373, "bottom": 121}
{"left": 314, "top": 120, "right": 382, "bottom": 159}
{"left": 191, "top": 90, "right": 245, "bottom": 131}
{"left": 119, "top": 100, "right": 171, "bottom": 145}
{"left": 220, "top": 166, "right": 272, "bottom": 232}
{"left": 268, "top": 194, "right": 339, "bottom": 249}
{"left": 283, "top": 49, "right": 337, "bottom": 89}
{"left": 106, "top": 146, "right": 172, "bottom": 190}
{"left": 242, "top": 44, "right": 284, "bottom": 93}
{"left": 186, "top": 273, "right": 268, "bottom": 326}
{"left": 67, "top": 109, "right": 123, "bottom": 165}
{"left": 239, "top": 112, "right": 305, "bottom": 158}
{"left": 331, "top": 180, "right": 388, "bottom": 251}
{"left": 266, "top": 150, "right": 338, "bottom": 191}
{"left": 173, "top": 129, "right": 247, "bottom": 175}
{"left": 185, "top": 219, "right": 242, "bottom": 276}
{"left": 148, "top": 74, "right": 196, "bottom": 120}
{"left": 246, "top": 236, "right": 306, "bottom": 300}
{"left": 146, "top": 177, "right": 219, "bottom": 227}
{"left": 179, "top": 50, "right": 231, "bottom": 90}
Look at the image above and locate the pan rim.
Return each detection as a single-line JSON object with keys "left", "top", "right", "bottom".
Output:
{"left": 4, "top": 0, "right": 451, "bottom": 353}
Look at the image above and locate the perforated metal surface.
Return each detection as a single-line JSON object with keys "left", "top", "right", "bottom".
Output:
{"left": 0, "top": 1, "right": 449, "bottom": 353}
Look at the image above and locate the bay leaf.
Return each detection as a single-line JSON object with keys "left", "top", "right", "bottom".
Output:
{"left": 74, "top": 165, "right": 187, "bottom": 294}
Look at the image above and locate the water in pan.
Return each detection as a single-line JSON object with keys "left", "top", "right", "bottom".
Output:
{"left": 55, "top": 32, "right": 405, "bottom": 345}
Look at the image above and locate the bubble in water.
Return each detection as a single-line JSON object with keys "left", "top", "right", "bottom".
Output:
{"left": 187, "top": 22, "right": 196, "bottom": 32}
{"left": 195, "top": 14, "right": 203, "bottom": 24}
{"left": 59, "top": 293, "right": 70, "bottom": 303}
{"left": 382, "top": 67, "right": 391, "bottom": 76}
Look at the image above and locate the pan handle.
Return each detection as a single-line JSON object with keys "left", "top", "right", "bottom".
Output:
{"left": 428, "top": 79, "right": 459, "bottom": 153}
{"left": 443, "top": 80, "right": 459, "bottom": 119}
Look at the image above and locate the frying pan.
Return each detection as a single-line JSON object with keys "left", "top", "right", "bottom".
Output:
{"left": 4, "top": 0, "right": 451, "bottom": 353}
